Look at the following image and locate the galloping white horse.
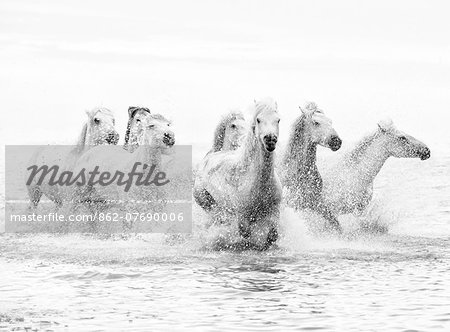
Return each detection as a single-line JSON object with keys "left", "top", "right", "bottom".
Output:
{"left": 322, "top": 119, "right": 431, "bottom": 216}
{"left": 27, "top": 107, "right": 119, "bottom": 209}
{"left": 72, "top": 113, "right": 175, "bottom": 211}
{"left": 194, "top": 98, "right": 282, "bottom": 249}
{"left": 208, "top": 111, "right": 246, "bottom": 153}
{"left": 281, "top": 102, "right": 342, "bottom": 232}
{"left": 123, "top": 106, "right": 152, "bottom": 152}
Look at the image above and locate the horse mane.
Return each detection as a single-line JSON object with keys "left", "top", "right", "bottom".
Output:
{"left": 301, "top": 102, "right": 324, "bottom": 115}
{"left": 253, "top": 98, "right": 278, "bottom": 119}
{"left": 287, "top": 114, "right": 306, "bottom": 150}
{"left": 250, "top": 98, "right": 278, "bottom": 134}
{"left": 211, "top": 111, "right": 244, "bottom": 152}
{"left": 234, "top": 98, "right": 278, "bottom": 161}
{"left": 73, "top": 107, "right": 115, "bottom": 154}
{"left": 93, "top": 107, "right": 114, "bottom": 117}
{"left": 124, "top": 107, "right": 151, "bottom": 147}
{"left": 148, "top": 113, "right": 170, "bottom": 123}
{"left": 75, "top": 123, "right": 88, "bottom": 153}
{"left": 284, "top": 113, "right": 310, "bottom": 167}
{"left": 346, "top": 130, "right": 380, "bottom": 163}
{"left": 284, "top": 101, "right": 327, "bottom": 170}
{"left": 285, "top": 102, "right": 322, "bottom": 156}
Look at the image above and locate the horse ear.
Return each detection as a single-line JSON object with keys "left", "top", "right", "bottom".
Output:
{"left": 377, "top": 118, "right": 394, "bottom": 132}
{"left": 128, "top": 106, "right": 137, "bottom": 119}
{"left": 299, "top": 106, "right": 305, "bottom": 114}
{"left": 85, "top": 110, "right": 92, "bottom": 118}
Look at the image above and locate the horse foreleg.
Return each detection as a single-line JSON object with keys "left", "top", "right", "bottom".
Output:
{"left": 265, "top": 226, "right": 278, "bottom": 249}
{"left": 27, "top": 185, "right": 43, "bottom": 210}
{"left": 318, "top": 203, "right": 342, "bottom": 234}
{"left": 193, "top": 188, "right": 217, "bottom": 212}
{"left": 238, "top": 218, "right": 251, "bottom": 239}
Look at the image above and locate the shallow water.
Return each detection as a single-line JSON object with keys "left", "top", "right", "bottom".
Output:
{"left": 0, "top": 152, "right": 449, "bottom": 331}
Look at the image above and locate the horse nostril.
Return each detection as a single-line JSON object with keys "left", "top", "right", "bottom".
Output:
{"left": 107, "top": 132, "right": 118, "bottom": 144}
{"left": 420, "top": 147, "right": 431, "bottom": 160}
{"left": 163, "top": 132, "right": 175, "bottom": 146}
{"left": 264, "top": 135, "right": 278, "bottom": 143}
{"left": 329, "top": 136, "right": 342, "bottom": 151}
{"left": 263, "top": 135, "right": 277, "bottom": 152}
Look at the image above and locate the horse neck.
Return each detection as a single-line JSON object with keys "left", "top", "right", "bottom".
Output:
{"left": 240, "top": 129, "right": 274, "bottom": 181}
{"left": 221, "top": 136, "right": 231, "bottom": 151}
{"left": 284, "top": 122, "right": 319, "bottom": 179}
{"left": 132, "top": 145, "right": 162, "bottom": 168}
{"left": 126, "top": 133, "right": 139, "bottom": 151}
{"left": 348, "top": 134, "right": 391, "bottom": 184}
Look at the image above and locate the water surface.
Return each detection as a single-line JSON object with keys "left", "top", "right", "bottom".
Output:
{"left": 0, "top": 153, "right": 449, "bottom": 331}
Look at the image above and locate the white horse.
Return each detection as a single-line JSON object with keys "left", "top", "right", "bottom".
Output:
{"left": 281, "top": 102, "right": 342, "bottom": 232}
{"left": 194, "top": 98, "right": 282, "bottom": 249}
{"left": 322, "top": 119, "right": 431, "bottom": 216}
{"left": 27, "top": 107, "right": 119, "bottom": 209}
{"left": 208, "top": 111, "right": 247, "bottom": 154}
{"left": 123, "top": 106, "right": 152, "bottom": 152}
{"left": 72, "top": 113, "right": 175, "bottom": 213}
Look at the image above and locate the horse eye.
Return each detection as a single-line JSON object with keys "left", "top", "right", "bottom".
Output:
{"left": 277, "top": 119, "right": 280, "bottom": 123}
{"left": 257, "top": 118, "right": 261, "bottom": 124}
{"left": 135, "top": 119, "right": 141, "bottom": 123}
{"left": 313, "top": 121, "right": 320, "bottom": 126}
{"left": 399, "top": 136, "right": 407, "bottom": 142}
{"left": 230, "top": 124, "right": 237, "bottom": 129}
{"left": 93, "top": 118, "right": 100, "bottom": 124}
{"left": 148, "top": 124, "right": 155, "bottom": 129}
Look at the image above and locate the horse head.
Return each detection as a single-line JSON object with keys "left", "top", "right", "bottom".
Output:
{"left": 299, "top": 102, "right": 341, "bottom": 151}
{"left": 377, "top": 119, "right": 430, "bottom": 160}
{"left": 124, "top": 106, "right": 152, "bottom": 150}
{"left": 252, "top": 97, "right": 280, "bottom": 152}
{"left": 138, "top": 114, "right": 175, "bottom": 154}
{"left": 212, "top": 111, "right": 246, "bottom": 152}
{"left": 85, "top": 107, "right": 119, "bottom": 145}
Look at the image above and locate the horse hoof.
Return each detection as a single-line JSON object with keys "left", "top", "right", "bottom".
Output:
{"left": 267, "top": 228, "right": 278, "bottom": 246}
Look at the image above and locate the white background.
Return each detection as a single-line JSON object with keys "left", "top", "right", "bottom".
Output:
{"left": 1, "top": 0, "right": 449, "bottom": 152}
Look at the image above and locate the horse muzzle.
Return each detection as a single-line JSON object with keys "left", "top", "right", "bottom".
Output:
{"left": 163, "top": 132, "right": 175, "bottom": 147}
{"left": 328, "top": 135, "right": 342, "bottom": 151}
{"left": 419, "top": 147, "right": 431, "bottom": 160}
{"left": 106, "top": 131, "right": 119, "bottom": 145}
{"left": 263, "top": 134, "right": 278, "bottom": 152}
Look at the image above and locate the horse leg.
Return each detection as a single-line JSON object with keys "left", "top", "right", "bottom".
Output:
{"left": 54, "top": 198, "right": 63, "bottom": 210}
{"left": 318, "top": 203, "right": 342, "bottom": 234}
{"left": 265, "top": 226, "right": 278, "bottom": 249}
{"left": 27, "top": 185, "right": 43, "bottom": 210}
{"left": 193, "top": 188, "right": 217, "bottom": 212}
{"left": 238, "top": 222, "right": 251, "bottom": 239}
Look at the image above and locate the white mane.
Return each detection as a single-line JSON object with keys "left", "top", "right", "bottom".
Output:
{"left": 377, "top": 118, "right": 395, "bottom": 132}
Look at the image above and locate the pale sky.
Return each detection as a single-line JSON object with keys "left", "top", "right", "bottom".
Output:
{"left": 1, "top": 0, "right": 449, "bottom": 153}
